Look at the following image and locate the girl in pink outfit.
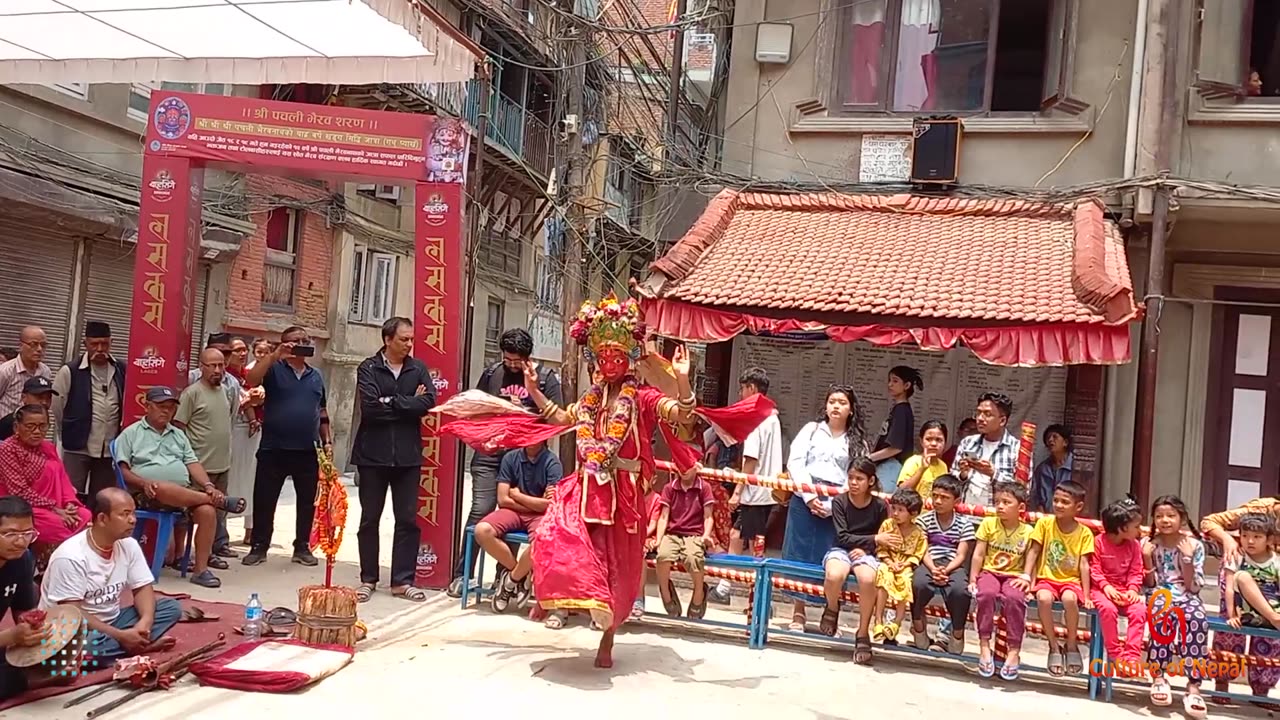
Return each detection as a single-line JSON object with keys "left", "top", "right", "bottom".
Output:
{"left": 1090, "top": 499, "right": 1147, "bottom": 664}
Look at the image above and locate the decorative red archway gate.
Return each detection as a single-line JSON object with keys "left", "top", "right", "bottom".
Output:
{"left": 130, "top": 90, "right": 465, "bottom": 589}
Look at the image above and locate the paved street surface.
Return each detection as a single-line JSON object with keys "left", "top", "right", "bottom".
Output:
{"left": 9, "top": 475, "right": 1273, "bottom": 719}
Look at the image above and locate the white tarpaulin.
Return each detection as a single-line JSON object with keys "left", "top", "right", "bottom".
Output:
{"left": 0, "top": 0, "right": 477, "bottom": 85}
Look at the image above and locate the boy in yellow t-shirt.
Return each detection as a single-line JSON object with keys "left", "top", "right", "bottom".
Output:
{"left": 1026, "top": 480, "right": 1094, "bottom": 677}
{"left": 968, "top": 481, "right": 1033, "bottom": 681}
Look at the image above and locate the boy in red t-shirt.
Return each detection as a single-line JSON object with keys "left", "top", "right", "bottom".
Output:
{"left": 655, "top": 471, "right": 715, "bottom": 619}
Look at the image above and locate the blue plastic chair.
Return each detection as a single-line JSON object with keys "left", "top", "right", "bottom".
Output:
{"left": 108, "top": 439, "right": 192, "bottom": 581}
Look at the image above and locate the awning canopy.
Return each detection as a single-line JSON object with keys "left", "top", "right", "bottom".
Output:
{"left": 641, "top": 190, "right": 1141, "bottom": 367}
{"left": 0, "top": 1, "right": 478, "bottom": 85}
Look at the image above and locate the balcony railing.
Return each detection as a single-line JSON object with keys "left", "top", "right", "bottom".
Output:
{"left": 410, "top": 80, "right": 552, "bottom": 178}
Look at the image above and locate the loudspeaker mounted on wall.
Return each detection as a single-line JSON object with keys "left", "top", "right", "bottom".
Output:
{"left": 910, "top": 117, "right": 963, "bottom": 185}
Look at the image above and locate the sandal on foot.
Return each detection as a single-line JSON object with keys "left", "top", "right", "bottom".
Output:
{"left": 978, "top": 655, "right": 996, "bottom": 679}
{"left": 189, "top": 570, "right": 221, "bottom": 588}
{"left": 356, "top": 584, "right": 375, "bottom": 603}
{"left": 662, "top": 580, "right": 682, "bottom": 617}
{"left": 999, "top": 662, "right": 1020, "bottom": 681}
{"left": 853, "top": 636, "right": 873, "bottom": 665}
{"left": 1149, "top": 678, "right": 1173, "bottom": 707}
{"left": 1047, "top": 650, "right": 1065, "bottom": 677}
{"left": 1184, "top": 691, "right": 1207, "bottom": 719}
{"left": 544, "top": 610, "right": 567, "bottom": 629}
{"left": 818, "top": 605, "right": 840, "bottom": 637}
{"left": 788, "top": 613, "right": 807, "bottom": 633}
{"left": 220, "top": 495, "right": 247, "bottom": 513}
{"left": 687, "top": 588, "right": 707, "bottom": 620}
{"left": 1065, "top": 649, "right": 1083, "bottom": 675}
{"left": 393, "top": 586, "right": 428, "bottom": 602}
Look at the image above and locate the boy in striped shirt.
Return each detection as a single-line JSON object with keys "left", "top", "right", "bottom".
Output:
{"left": 910, "top": 474, "right": 975, "bottom": 653}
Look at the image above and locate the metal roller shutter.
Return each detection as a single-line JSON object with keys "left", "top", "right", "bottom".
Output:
{"left": 0, "top": 216, "right": 77, "bottom": 364}
{"left": 83, "top": 240, "right": 138, "bottom": 360}
{"left": 190, "top": 265, "right": 209, "bottom": 362}
{"left": 84, "top": 241, "right": 212, "bottom": 370}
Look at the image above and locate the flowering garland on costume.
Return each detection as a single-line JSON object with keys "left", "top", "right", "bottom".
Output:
{"left": 569, "top": 293, "right": 645, "bottom": 475}
{"left": 576, "top": 378, "right": 637, "bottom": 475}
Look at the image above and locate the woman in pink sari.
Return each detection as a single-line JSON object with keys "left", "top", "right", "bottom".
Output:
{"left": 0, "top": 404, "right": 90, "bottom": 546}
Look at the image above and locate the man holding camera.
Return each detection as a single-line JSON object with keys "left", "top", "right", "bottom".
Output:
{"left": 241, "top": 326, "right": 332, "bottom": 568}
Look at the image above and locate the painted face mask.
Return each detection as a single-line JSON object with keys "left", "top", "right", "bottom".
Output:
{"left": 597, "top": 348, "right": 629, "bottom": 383}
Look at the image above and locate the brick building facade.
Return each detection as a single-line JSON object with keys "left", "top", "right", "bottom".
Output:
{"left": 223, "top": 175, "right": 335, "bottom": 348}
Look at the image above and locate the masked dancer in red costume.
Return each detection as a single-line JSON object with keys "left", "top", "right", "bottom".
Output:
{"left": 439, "top": 294, "right": 774, "bottom": 668}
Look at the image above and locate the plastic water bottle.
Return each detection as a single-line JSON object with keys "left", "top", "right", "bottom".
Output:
{"left": 244, "top": 593, "right": 264, "bottom": 641}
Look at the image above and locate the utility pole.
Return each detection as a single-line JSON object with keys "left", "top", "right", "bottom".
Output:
{"left": 558, "top": 7, "right": 590, "bottom": 470}
{"left": 666, "top": 0, "right": 689, "bottom": 150}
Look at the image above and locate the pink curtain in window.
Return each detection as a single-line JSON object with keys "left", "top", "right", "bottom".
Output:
{"left": 847, "top": 21, "right": 885, "bottom": 105}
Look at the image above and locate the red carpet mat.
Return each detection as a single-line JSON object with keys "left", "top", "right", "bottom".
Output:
{"left": 0, "top": 592, "right": 246, "bottom": 711}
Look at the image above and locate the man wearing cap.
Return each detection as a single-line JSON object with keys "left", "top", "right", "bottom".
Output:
{"left": 0, "top": 327, "right": 51, "bottom": 417}
{"left": 113, "top": 388, "right": 246, "bottom": 588}
{"left": 52, "top": 321, "right": 125, "bottom": 497}
{"left": 0, "top": 377, "right": 56, "bottom": 442}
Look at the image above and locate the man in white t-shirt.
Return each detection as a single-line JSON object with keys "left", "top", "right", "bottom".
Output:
{"left": 709, "top": 367, "right": 781, "bottom": 604}
{"left": 41, "top": 488, "right": 184, "bottom": 660}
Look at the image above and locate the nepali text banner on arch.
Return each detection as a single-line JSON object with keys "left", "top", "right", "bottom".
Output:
{"left": 143, "top": 90, "right": 470, "bottom": 183}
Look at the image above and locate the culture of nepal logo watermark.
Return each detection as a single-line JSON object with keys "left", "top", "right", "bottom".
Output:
{"left": 31, "top": 615, "right": 102, "bottom": 678}
{"left": 1089, "top": 588, "right": 1244, "bottom": 679}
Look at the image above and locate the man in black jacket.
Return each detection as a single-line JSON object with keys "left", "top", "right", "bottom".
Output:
{"left": 352, "top": 317, "right": 436, "bottom": 603}
{"left": 447, "top": 327, "right": 562, "bottom": 597}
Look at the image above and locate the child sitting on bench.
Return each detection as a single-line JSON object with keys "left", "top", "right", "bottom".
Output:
{"left": 871, "top": 488, "right": 926, "bottom": 645}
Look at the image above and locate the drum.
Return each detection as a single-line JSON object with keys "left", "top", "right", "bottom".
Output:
{"left": 5, "top": 605, "right": 90, "bottom": 678}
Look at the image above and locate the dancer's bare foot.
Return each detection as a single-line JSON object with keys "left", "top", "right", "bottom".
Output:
{"left": 594, "top": 630, "right": 615, "bottom": 669}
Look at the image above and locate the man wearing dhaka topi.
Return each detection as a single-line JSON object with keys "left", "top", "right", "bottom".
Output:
{"left": 439, "top": 294, "right": 775, "bottom": 668}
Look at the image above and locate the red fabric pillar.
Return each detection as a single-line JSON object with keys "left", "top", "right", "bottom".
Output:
{"left": 125, "top": 155, "right": 201, "bottom": 425}
{"left": 412, "top": 182, "right": 464, "bottom": 589}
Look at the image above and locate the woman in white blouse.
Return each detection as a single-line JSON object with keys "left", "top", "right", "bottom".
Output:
{"left": 781, "top": 384, "right": 870, "bottom": 632}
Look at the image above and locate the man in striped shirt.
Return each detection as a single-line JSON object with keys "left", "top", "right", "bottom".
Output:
{"left": 0, "top": 326, "right": 51, "bottom": 417}
{"left": 910, "top": 474, "right": 976, "bottom": 653}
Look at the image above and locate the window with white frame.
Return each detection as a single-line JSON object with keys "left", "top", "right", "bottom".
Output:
{"left": 262, "top": 207, "right": 300, "bottom": 309}
{"left": 128, "top": 82, "right": 230, "bottom": 122}
{"left": 355, "top": 184, "right": 403, "bottom": 203}
{"left": 349, "top": 244, "right": 399, "bottom": 325}
{"left": 835, "top": 0, "right": 1082, "bottom": 115}
{"left": 49, "top": 83, "right": 87, "bottom": 100}
{"left": 1192, "top": 1, "right": 1280, "bottom": 114}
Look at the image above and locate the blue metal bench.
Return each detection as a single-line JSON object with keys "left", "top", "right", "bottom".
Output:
{"left": 641, "top": 553, "right": 769, "bottom": 649}
{"left": 758, "top": 557, "right": 1102, "bottom": 679}
{"left": 460, "top": 526, "right": 769, "bottom": 647}
{"left": 1091, "top": 615, "right": 1280, "bottom": 704}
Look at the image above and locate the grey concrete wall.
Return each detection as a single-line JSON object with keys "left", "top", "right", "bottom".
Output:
{"left": 722, "top": 0, "right": 1139, "bottom": 187}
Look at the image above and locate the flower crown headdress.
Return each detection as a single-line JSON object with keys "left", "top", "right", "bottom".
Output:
{"left": 569, "top": 293, "right": 645, "bottom": 361}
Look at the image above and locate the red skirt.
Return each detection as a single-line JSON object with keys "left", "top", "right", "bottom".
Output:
{"left": 532, "top": 472, "right": 644, "bottom": 631}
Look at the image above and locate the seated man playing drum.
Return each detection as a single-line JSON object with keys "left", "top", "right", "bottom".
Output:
{"left": 40, "top": 488, "right": 184, "bottom": 660}
{"left": 112, "top": 387, "right": 245, "bottom": 589}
